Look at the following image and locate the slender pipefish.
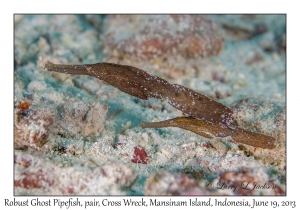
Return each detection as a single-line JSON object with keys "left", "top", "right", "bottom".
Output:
{"left": 45, "top": 61, "right": 275, "bottom": 149}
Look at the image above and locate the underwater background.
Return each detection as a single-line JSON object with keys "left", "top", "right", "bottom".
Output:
{"left": 14, "top": 15, "right": 286, "bottom": 195}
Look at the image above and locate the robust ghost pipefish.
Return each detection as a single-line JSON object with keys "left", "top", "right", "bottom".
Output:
{"left": 45, "top": 61, "right": 275, "bottom": 149}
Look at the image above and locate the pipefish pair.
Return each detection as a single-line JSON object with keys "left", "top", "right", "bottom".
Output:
{"left": 45, "top": 61, "right": 276, "bottom": 149}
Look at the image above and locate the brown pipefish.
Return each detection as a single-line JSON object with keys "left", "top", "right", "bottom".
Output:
{"left": 141, "top": 117, "right": 275, "bottom": 149}
{"left": 45, "top": 61, "right": 275, "bottom": 149}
